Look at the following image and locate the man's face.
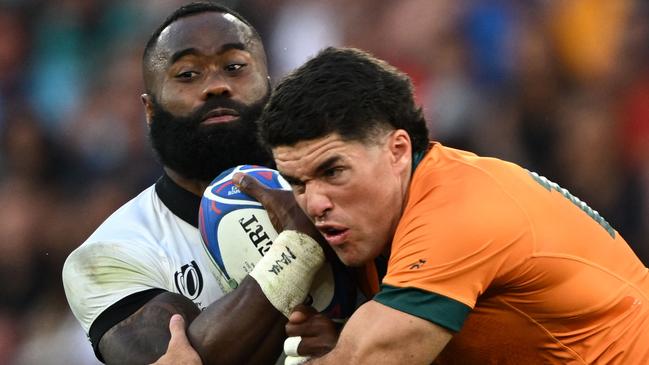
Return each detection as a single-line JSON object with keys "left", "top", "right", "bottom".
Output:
{"left": 145, "top": 12, "right": 271, "bottom": 181}
{"left": 273, "top": 132, "right": 412, "bottom": 266}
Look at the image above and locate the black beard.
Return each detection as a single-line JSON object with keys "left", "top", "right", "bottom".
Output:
{"left": 148, "top": 95, "right": 272, "bottom": 182}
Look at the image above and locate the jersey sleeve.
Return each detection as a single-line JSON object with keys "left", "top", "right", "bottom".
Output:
{"left": 62, "top": 239, "right": 172, "bottom": 335}
{"left": 375, "top": 164, "right": 533, "bottom": 332}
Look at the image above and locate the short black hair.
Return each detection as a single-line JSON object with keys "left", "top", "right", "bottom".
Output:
{"left": 142, "top": 1, "right": 261, "bottom": 92}
{"left": 258, "top": 47, "right": 429, "bottom": 154}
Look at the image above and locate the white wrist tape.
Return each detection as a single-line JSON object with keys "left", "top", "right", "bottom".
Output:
{"left": 284, "top": 336, "right": 302, "bottom": 357}
{"left": 285, "top": 355, "right": 310, "bottom": 365}
{"left": 250, "top": 230, "right": 324, "bottom": 317}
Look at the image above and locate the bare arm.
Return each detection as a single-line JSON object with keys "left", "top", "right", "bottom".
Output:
{"left": 100, "top": 279, "right": 285, "bottom": 365}
{"left": 149, "top": 312, "right": 286, "bottom": 365}
{"left": 99, "top": 292, "right": 200, "bottom": 365}
{"left": 187, "top": 276, "right": 286, "bottom": 364}
{"left": 150, "top": 314, "right": 201, "bottom": 365}
{"left": 306, "top": 300, "right": 453, "bottom": 365}
{"left": 101, "top": 174, "right": 322, "bottom": 365}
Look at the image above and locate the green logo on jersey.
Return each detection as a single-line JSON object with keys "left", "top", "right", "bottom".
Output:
{"left": 528, "top": 171, "right": 615, "bottom": 238}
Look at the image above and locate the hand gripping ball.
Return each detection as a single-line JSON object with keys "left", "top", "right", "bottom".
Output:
{"left": 199, "top": 165, "right": 357, "bottom": 320}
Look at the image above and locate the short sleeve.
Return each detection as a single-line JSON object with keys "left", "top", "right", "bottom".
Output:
{"left": 62, "top": 240, "right": 171, "bottom": 334}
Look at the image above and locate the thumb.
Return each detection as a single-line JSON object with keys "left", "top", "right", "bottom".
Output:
{"left": 233, "top": 172, "right": 269, "bottom": 202}
{"left": 289, "top": 304, "right": 319, "bottom": 324}
{"left": 167, "top": 314, "right": 190, "bottom": 347}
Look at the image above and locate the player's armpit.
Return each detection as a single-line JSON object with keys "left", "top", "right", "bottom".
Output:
{"left": 308, "top": 300, "right": 452, "bottom": 365}
{"left": 99, "top": 291, "right": 201, "bottom": 365}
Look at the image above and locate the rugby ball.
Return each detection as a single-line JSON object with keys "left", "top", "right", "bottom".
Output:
{"left": 199, "top": 165, "right": 356, "bottom": 320}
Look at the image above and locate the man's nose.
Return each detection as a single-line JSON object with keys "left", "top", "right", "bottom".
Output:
{"left": 202, "top": 73, "right": 232, "bottom": 99}
{"left": 303, "top": 183, "right": 334, "bottom": 222}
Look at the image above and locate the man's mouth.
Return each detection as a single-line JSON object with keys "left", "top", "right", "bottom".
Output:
{"left": 316, "top": 224, "right": 349, "bottom": 246}
{"left": 201, "top": 108, "right": 240, "bottom": 125}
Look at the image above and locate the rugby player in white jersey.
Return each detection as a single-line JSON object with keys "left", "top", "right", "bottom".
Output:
{"left": 62, "top": 2, "right": 335, "bottom": 364}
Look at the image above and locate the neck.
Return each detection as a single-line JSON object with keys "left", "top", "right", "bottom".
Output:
{"left": 163, "top": 167, "right": 209, "bottom": 197}
{"left": 400, "top": 156, "right": 414, "bottom": 206}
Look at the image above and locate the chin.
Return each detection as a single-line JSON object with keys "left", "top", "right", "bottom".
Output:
{"left": 335, "top": 249, "right": 370, "bottom": 267}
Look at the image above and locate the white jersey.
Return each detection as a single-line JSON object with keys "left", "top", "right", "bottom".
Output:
{"left": 63, "top": 174, "right": 230, "bottom": 357}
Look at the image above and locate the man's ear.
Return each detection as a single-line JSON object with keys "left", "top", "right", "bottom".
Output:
{"left": 388, "top": 129, "right": 412, "bottom": 172}
{"left": 141, "top": 94, "right": 154, "bottom": 127}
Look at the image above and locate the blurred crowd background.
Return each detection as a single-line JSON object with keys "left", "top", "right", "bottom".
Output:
{"left": 0, "top": 0, "right": 647, "bottom": 364}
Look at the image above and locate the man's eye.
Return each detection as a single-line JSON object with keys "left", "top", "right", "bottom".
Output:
{"left": 225, "top": 63, "right": 246, "bottom": 72}
{"left": 176, "top": 71, "right": 198, "bottom": 80}
{"left": 290, "top": 183, "right": 305, "bottom": 195}
{"left": 324, "top": 167, "right": 343, "bottom": 178}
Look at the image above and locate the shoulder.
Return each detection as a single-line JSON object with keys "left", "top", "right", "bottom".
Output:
{"left": 62, "top": 235, "right": 173, "bottom": 332}
{"left": 404, "top": 146, "right": 531, "bottom": 237}
{"left": 86, "top": 184, "right": 167, "bottom": 242}
{"left": 412, "top": 145, "right": 521, "bottom": 202}
{"left": 63, "top": 184, "right": 172, "bottom": 278}
{"left": 388, "top": 147, "right": 535, "bottom": 287}
{"left": 62, "top": 183, "right": 183, "bottom": 298}
{"left": 62, "top": 185, "right": 176, "bottom": 333}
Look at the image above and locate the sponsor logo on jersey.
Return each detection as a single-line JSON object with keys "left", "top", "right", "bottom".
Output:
{"left": 174, "top": 260, "right": 204, "bottom": 300}
{"left": 408, "top": 259, "right": 427, "bottom": 270}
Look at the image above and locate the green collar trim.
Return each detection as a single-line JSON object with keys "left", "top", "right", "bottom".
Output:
{"left": 412, "top": 150, "right": 425, "bottom": 171}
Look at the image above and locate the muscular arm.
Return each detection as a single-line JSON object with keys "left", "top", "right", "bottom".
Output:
{"left": 99, "top": 278, "right": 285, "bottom": 365}
{"left": 187, "top": 276, "right": 286, "bottom": 365}
{"left": 306, "top": 300, "right": 453, "bottom": 365}
{"left": 100, "top": 173, "right": 324, "bottom": 364}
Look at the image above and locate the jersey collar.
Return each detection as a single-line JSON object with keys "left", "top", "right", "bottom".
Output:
{"left": 155, "top": 173, "right": 201, "bottom": 228}
{"left": 412, "top": 142, "right": 435, "bottom": 172}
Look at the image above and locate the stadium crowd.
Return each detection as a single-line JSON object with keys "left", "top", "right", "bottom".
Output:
{"left": 0, "top": 0, "right": 647, "bottom": 364}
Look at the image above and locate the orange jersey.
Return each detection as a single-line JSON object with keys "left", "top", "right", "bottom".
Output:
{"left": 373, "top": 143, "right": 649, "bottom": 364}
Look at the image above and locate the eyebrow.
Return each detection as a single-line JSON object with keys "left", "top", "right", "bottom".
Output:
{"left": 315, "top": 156, "right": 342, "bottom": 176}
{"left": 218, "top": 42, "right": 247, "bottom": 54}
{"left": 169, "top": 42, "right": 247, "bottom": 64}
{"left": 280, "top": 173, "right": 303, "bottom": 187}
{"left": 280, "top": 155, "right": 342, "bottom": 186}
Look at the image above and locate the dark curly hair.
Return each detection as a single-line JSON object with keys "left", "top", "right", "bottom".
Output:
{"left": 258, "top": 47, "right": 429, "bottom": 154}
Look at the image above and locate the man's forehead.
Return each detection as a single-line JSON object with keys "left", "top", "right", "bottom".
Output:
{"left": 273, "top": 135, "right": 353, "bottom": 177}
{"left": 156, "top": 12, "right": 255, "bottom": 58}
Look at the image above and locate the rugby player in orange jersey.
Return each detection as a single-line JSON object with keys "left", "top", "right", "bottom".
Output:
{"left": 244, "top": 46, "right": 649, "bottom": 364}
